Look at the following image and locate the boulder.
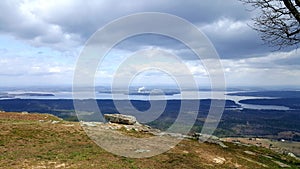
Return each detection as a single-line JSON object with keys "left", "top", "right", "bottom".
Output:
{"left": 104, "top": 114, "right": 137, "bottom": 125}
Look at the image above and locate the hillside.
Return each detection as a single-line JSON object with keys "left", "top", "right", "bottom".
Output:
{"left": 1, "top": 99, "right": 299, "bottom": 142}
{"left": 0, "top": 112, "right": 299, "bottom": 169}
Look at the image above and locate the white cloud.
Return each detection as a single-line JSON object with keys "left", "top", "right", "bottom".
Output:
{"left": 222, "top": 50, "right": 300, "bottom": 86}
{"left": 48, "top": 67, "right": 61, "bottom": 73}
{"left": 0, "top": 0, "right": 251, "bottom": 52}
{"left": 0, "top": 0, "right": 298, "bottom": 87}
{"left": 201, "top": 18, "right": 249, "bottom": 36}
{"left": 0, "top": 0, "right": 82, "bottom": 51}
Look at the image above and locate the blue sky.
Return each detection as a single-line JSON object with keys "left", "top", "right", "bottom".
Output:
{"left": 0, "top": 0, "right": 299, "bottom": 88}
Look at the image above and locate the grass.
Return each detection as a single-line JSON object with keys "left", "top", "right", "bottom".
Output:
{"left": 0, "top": 112, "right": 299, "bottom": 168}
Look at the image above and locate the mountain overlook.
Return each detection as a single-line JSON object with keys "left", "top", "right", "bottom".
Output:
{"left": 0, "top": 112, "right": 299, "bottom": 169}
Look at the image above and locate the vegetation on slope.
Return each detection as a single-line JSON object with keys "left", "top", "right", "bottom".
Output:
{"left": 0, "top": 112, "right": 299, "bottom": 168}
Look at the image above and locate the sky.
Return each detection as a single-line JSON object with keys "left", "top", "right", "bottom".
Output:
{"left": 0, "top": 0, "right": 299, "bottom": 89}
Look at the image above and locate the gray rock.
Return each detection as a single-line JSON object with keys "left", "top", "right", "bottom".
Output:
{"left": 135, "top": 149, "right": 150, "bottom": 153}
{"left": 287, "top": 152, "right": 297, "bottom": 158}
{"left": 82, "top": 122, "right": 99, "bottom": 127}
{"left": 104, "top": 114, "right": 137, "bottom": 125}
{"left": 244, "top": 150, "right": 256, "bottom": 155}
{"left": 272, "top": 160, "right": 290, "bottom": 168}
{"left": 218, "top": 142, "right": 228, "bottom": 148}
{"left": 213, "top": 157, "right": 226, "bottom": 164}
{"left": 51, "top": 120, "right": 60, "bottom": 124}
{"left": 192, "top": 133, "right": 227, "bottom": 148}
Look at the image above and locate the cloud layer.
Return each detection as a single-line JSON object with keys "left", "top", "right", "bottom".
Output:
{"left": 0, "top": 0, "right": 299, "bottom": 87}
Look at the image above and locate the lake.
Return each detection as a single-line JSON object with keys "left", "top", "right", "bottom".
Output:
{"left": 0, "top": 90, "right": 291, "bottom": 111}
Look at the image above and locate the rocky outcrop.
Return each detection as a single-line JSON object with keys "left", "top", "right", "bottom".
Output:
{"left": 192, "top": 133, "right": 228, "bottom": 148}
{"left": 88, "top": 114, "right": 228, "bottom": 148}
{"left": 104, "top": 114, "right": 137, "bottom": 125}
{"left": 82, "top": 114, "right": 160, "bottom": 134}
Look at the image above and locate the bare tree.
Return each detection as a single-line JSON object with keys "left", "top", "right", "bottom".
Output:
{"left": 240, "top": 0, "right": 300, "bottom": 49}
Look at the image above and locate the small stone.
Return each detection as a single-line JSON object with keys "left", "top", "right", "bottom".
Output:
{"left": 51, "top": 120, "right": 60, "bottom": 124}
{"left": 135, "top": 149, "right": 150, "bottom": 153}
{"left": 218, "top": 142, "right": 228, "bottom": 148}
{"left": 82, "top": 122, "right": 97, "bottom": 127}
{"left": 213, "top": 157, "right": 226, "bottom": 164}
{"left": 55, "top": 163, "right": 66, "bottom": 168}
{"left": 272, "top": 160, "right": 290, "bottom": 168}
{"left": 244, "top": 151, "right": 256, "bottom": 155}
{"left": 287, "top": 152, "right": 297, "bottom": 158}
{"left": 63, "top": 124, "right": 74, "bottom": 127}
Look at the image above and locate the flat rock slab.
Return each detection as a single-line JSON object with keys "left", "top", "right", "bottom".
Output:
{"left": 104, "top": 114, "right": 137, "bottom": 125}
